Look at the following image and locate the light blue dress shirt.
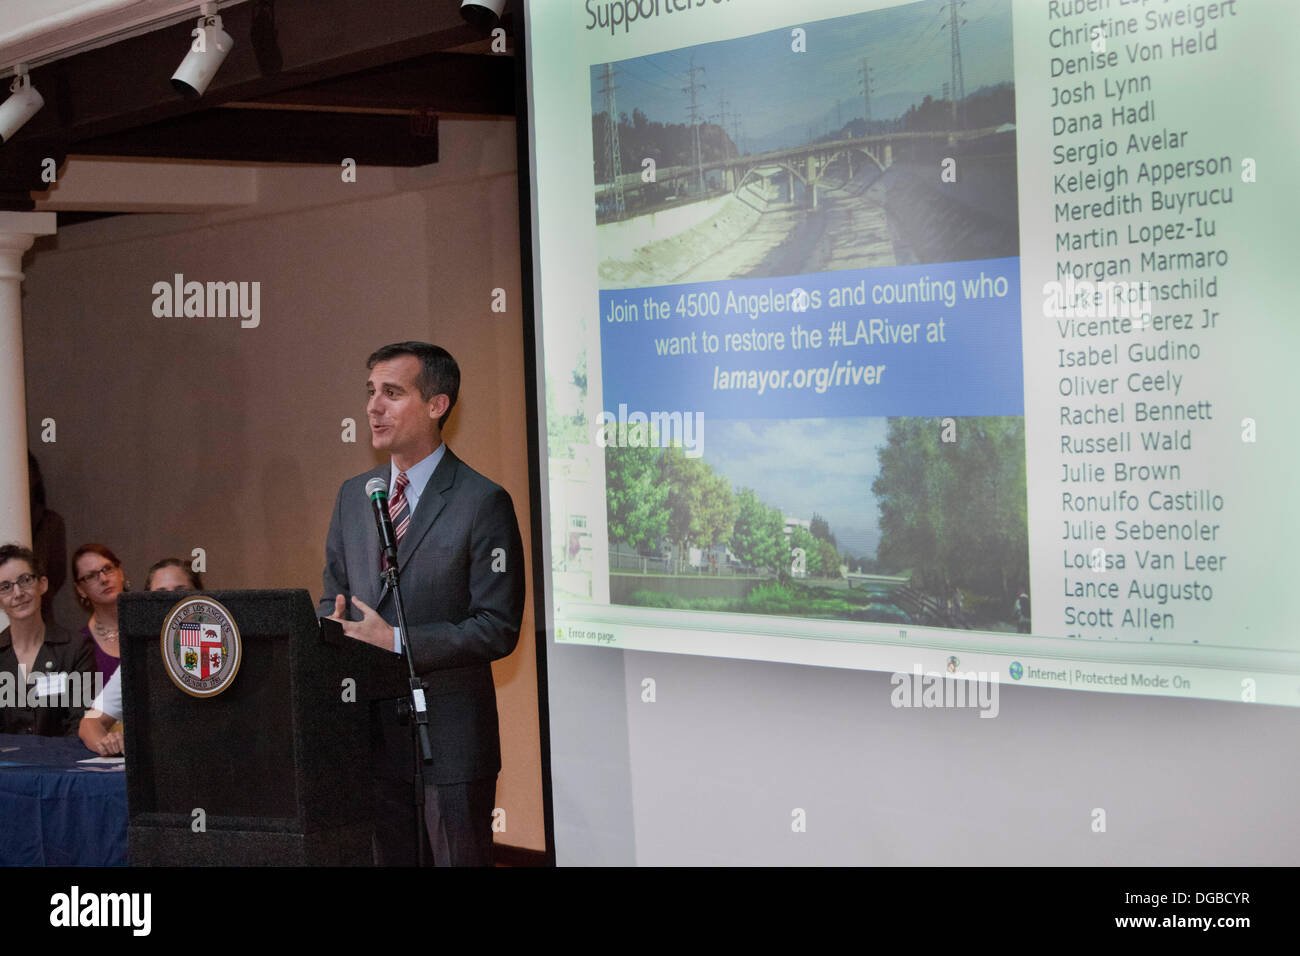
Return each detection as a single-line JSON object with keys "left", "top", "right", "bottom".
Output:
{"left": 388, "top": 443, "right": 446, "bottom": 652}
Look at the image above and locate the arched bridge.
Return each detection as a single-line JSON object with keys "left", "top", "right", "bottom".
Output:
{"left": 596, "top": 125, "right": 1010, "bottom": 214}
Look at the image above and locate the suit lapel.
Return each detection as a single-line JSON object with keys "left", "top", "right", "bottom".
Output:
{"left": 359, "top": 463, "right": 389, "bottom": 607}
{"left": 397, "top": 447, "right": 459, "bottom": 571}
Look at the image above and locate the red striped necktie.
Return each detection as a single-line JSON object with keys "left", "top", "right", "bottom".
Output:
{"left": 389, "top": 471, "right": 411, "bottom": 543}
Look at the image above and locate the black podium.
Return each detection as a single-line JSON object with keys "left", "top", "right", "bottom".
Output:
{"left": 119, "top": 589, "right": 405, "bottom": 865}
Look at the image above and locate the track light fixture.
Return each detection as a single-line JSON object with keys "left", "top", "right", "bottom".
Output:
{"left": 172, "top": 1, "right": 234, "bottom": 99}
{"left": 0, "top": 66, "right": 44, "bottom": 144}
{"left": 460, "top": 0, "right": 508, "bottom": 29}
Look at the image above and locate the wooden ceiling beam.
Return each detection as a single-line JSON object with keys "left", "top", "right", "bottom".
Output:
{"left": 0, "top": 1, "right": 510, "bottom": 208}
{"left": 70, "top": 108, "right": 438, "bottom": 166}
{"left": 237, "top": 51, "right": 515, "bottom": 117}
{"left": 12, "top": 0, "right": 483, "bottom": 144}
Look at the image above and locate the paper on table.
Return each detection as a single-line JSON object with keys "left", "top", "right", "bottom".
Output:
{"left": 77, "top": 756, "right": 125, "bottom": 764}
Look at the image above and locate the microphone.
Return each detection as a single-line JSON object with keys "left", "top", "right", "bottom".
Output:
{"left": 366, "top": 477, "right": 399, "bottom": 571}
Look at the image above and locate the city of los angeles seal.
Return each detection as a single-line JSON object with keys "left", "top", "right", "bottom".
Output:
{"left": 160, "top": 597, "right": 242, "bottom": 698}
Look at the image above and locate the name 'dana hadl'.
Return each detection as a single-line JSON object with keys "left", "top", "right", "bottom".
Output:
{"left": 152, "top": 273, "right": 260, "bottom": 328}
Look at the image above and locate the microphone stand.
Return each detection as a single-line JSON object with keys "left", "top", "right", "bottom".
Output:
{"left": 382, "top": 553, "right": 434, "bottom": 867}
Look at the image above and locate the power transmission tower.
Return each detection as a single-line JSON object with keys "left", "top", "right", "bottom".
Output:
{"left": 713, "top": 89, "right": 731, "bottom": 158}
{"left": 943, "top": 0, "right": 966, "bottom": 128}
{"left": 682, "top": 54, "right": 707, "bottom": 194}
{"left": 597, "top": 63, "right": 626, "bottom": 216}
{"left": 858, "top": 57, "right": 873, "bottom": 127}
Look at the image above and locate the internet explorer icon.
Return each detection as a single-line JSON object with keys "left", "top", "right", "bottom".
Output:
{"left": 1009, "top": 661, "right": 1023, "bottom": 681}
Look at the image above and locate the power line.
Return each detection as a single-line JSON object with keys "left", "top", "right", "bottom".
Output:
{"left": 616, "top": 64, "right": 680, "bottom": 95}
{"left": 636, "top": 54, "right": 684, "bottom": 82}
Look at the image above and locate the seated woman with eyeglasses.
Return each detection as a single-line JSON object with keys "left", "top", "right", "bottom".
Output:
{"left": 71, "top": 543, "right": 130, "bottom": 686}
{"left": 79, "top": 557, "right": 205, "bottom": 756}
{"left": 0, "top": 543, "right": 96, "bottom": 736}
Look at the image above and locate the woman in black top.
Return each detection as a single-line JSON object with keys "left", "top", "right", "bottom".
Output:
{"left": 0, "top": 544, "right": 96, "bottom": 736}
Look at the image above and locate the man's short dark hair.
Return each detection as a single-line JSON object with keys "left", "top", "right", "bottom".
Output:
{"left": 0, "top": 543, "right": 43, "bottom": 578}
{"left": 367, "top": 342, "right": 460, "bottom": 428}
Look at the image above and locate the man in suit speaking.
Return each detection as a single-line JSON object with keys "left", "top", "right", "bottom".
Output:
{"left": 320, "top": 341, "right": 525, "bottom": 866}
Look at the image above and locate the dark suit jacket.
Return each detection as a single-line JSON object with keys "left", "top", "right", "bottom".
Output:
{"left": 319, "top": 447, "right": 525, "bottom": 784}
{"left": 0, "top": 623, "right": 96, "bottom": 736}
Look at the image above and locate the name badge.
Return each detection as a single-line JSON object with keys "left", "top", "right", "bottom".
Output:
{"left": 32, "top": 671, "right": 68, "bottom": 699}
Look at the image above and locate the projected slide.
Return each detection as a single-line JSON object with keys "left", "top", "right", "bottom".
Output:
{"left": 527, "top": 0, "right": 1300, "bottom": 706}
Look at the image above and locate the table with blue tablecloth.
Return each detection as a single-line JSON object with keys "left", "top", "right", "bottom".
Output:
{"left": 0, "top": 733, "right": 127, "bottom": 865}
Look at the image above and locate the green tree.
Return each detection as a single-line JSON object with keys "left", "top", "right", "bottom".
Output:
{"left": 545, "top": 372, "right": 586, "bottom": 457}
{"left": 731, "top": 489, "right": 784, "bottom": 573}
{"left": 661, "top": 447, "right": 737, "bottom": 571}
{"left": 789, "top": 525, "right": 822, "bottom": 577}
{"left": 572, "top": 350, "right": 587, "bottom": 391}
{"left": 768, "top": 505, "right": 788, "bottom": 573}
{"left": 818, "top": 538, "right": 842, "bottom": 579}
{"left": 874, "top": 418, "right": 943, "bottom": 585}
{"left": 810, "top": 511, "right": 838, "bottom": 551}
{"left": 872, "top": 416, "right": 1028, "bottom": 606}
{"left": 605, "top": 431, "right": 667, "bottom": 551}
{"left": 698, "top": 469, "right": 737, "bottom": 551}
